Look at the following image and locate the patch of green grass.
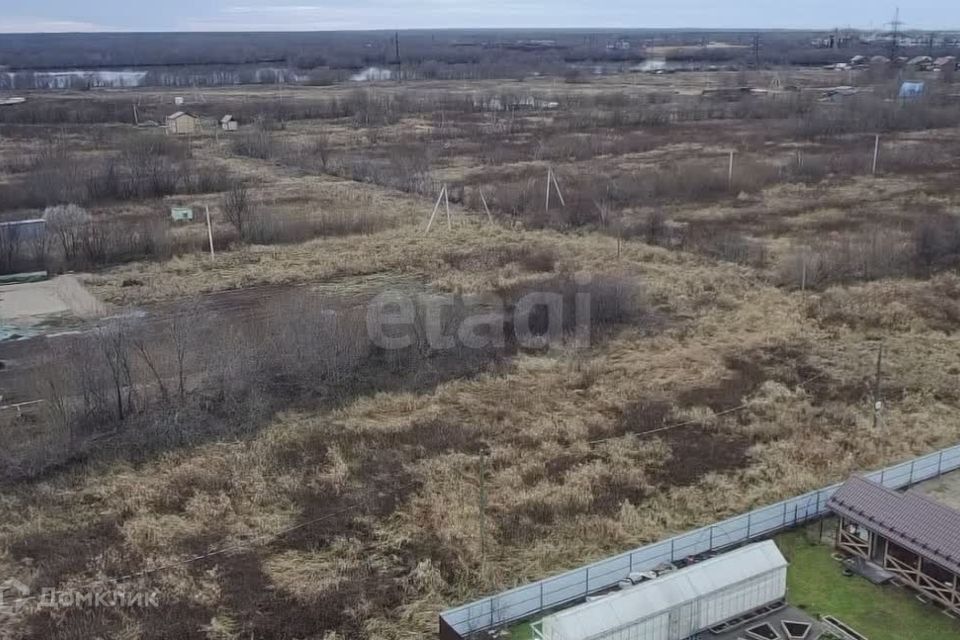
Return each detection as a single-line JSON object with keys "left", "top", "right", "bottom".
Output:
{"left": 779, "top": 530, "right": 960, "bottom": 640}
{"left": 509, "top": 622, "right": 535, "bottom": 640}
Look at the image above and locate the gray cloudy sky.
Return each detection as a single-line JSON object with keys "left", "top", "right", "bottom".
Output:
{"left": 0, "top": 1, "right": 956, "bottom": 33}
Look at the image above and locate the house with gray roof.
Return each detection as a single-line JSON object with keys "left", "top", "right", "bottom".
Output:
{"left": 829, "top": 475, "right": 960, "bottom": 614}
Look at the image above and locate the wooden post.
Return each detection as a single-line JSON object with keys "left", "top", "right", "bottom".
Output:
{"left": 728, "top": 150, "right": 736, "bottom": 189}
{"left": 444, "top": 184, "right": 451, "bottom": 230}
{"left": 479, "top": 188, "right": 493, "bottom": 224}
{"left": 426, "top": 186, "right": 445, "bottom": 233}
{"left": 545, "top": 167, "right": 552, "bottom": 212}
{"left": 872, "top": 134, "right": 881, "bottom": 175}
{"left": 801, "top": 257, "right": 807, "bottom": 292}
{"left": 874, "top": 343, "right": 884, "bottom": 430}
{"left": 552, "top": 170, "right": 566, "bottom": 207}
{"left": 204, "top": 205, "right": 215, "bottom": 260}
{"left": 479, "top": 448, "right": 487, "bottom": 579}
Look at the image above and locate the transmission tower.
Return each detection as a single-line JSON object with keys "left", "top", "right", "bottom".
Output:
{"left": 887, "top": 7, "right": 905, "bottom": 59}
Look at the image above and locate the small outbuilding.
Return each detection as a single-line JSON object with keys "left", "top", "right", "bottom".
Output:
{"left": 532, "top": 541, "right": 788, "bottom": 640}
{"left": 220, "top": 115, "right": 239, "bottom": 131}
{"left": 170, "top": 206, "right": 195, "bottom": 222}
{"left": 166, "top": 111, "right": 198, "bottom": 135}
{"left": 0, "top": 218, "right": 45, "bottom": 240}
{"left": 829, "top": 476, "right": 960, "bottom": 615}
{"left": 899, "top": 81, "right": 926, "bottom": 100}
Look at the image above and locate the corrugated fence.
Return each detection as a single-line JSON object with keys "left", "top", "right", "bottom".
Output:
{"left": 439, "top": 444, "right": 960, "bottom": 639}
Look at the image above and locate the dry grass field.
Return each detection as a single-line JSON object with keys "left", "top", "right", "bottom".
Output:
{"left": 2, "top": 67, "right": 960, "bottom": 639}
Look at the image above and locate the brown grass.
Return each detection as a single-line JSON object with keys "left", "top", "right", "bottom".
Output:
{"left": 4, "top": 71, "right": 960, "bottom": 640}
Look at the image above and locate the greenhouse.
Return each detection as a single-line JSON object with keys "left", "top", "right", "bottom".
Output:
{"left": 532, "top": 540, "right": 788, "bottom": 640}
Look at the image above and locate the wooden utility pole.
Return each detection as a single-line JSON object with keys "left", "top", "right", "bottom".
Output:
{"left": 426, "top": 185, "right": 446, "bottom": 233}
{"left": 479, "top": 187, "right": 493, "bottom": 224}
{"left": 872, "top": 134, "right": 881, "bottom": 175}
{"left": 444, "top": 183, "right": 451, "bottom": 229}
{"left": 545, "top": 167, "right": 552, "bottom": 212}
{"left": 552, "top": 170, "right": 566, "bottom": 207}
{"left": 873, "top": 343, "right": 884, "bottom": 430}
{"left": 204, "top": 205, "right": 216, "bottom": 260}
{"left": 395, "top": 32, "right": 402, "bottom": 83}
{"left": 479, "top": 448, "right": 487, "bottom": 576}
{"left": 545, "top": 167, "right": 566, "bottom": 212}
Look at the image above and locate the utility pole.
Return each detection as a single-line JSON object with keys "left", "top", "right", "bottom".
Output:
{"left": 873, "top": 343, "right": 884, "bottom": 430}
{"left": 752, "top": 33, "right": 761, "bottom": 69}
{"left": 204, "top": 205, "right": 216, "bottom": 261}
{"left": 395, "top": 31, "right": 402, "bottom": 83}
{"left": 479, "top": 447, "right": 487, "bottom": 578}
{"left": 872, "top": 134, "right": 881, "bottom": 176}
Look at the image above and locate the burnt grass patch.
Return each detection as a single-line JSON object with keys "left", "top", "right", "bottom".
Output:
{"left": 22, "top": 601, "right": 213, "bottom": 640}
{"left": 653, "top": 427, "right": 752, "bottom": 486}
{"left": 202, "top": 549, "right": 404, "bottom": 639}
{"left": 8, "top": 516, "right": 126, "bottom": 588}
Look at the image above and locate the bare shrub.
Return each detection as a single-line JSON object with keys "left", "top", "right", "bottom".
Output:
{"left": 778, "top": 229, "right": 912, "bottom": 289}
{"left": 232, "top": 128, "right": 276, "bottom": 159}
{"left": 221, "top": 181, "right": 252, "bottom": 240}
{"left": 912, "top": 215, "right": 960, "bottom": 276}
{"left": 246, "top": 209, "right": 394, "bottom": 245}
{"left": 43, "top": 204, "right": 90, "bottom": 262}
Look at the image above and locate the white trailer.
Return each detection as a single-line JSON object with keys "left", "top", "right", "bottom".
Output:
{"left": 533, "top": 540, "right": 788, "bottom": 640}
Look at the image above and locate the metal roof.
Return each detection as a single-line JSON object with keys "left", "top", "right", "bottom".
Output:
{"left": 166, "top": 111, "right": 195, "bottom": 120}
{"left": 829, "top": 476, "right": 960, "bottom": 574}
{"left": 540, "top": 541, "right": 787, "bottom": 640}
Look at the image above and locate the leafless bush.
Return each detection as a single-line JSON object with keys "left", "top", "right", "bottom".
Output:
{"left": 232, "top": 128, "right": 277, "bottom": 159}
{"left": 792, "top": 95, "right": 960, "bottom": 138}
{"left": 246, "top": 209, "right": 394, "bottom": 245}
{"left": 221, "top": 181, "right": 252, "bottom": 240}
{"left": 43, "top": 204, "right": 90, "bottom": 262}
{"left": 778, "top": 229, "right": 912, "bottom": 289}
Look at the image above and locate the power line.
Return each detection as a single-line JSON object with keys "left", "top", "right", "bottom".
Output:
{"left": 586, "top": 369, "right": 829, "bottom": 447}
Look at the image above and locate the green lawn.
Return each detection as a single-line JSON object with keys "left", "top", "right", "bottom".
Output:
{"left": 779, "top": 531, "right": 960, "bottom": 640}
{"left": 508, "top": 531, "right": 960, "bottom": 640}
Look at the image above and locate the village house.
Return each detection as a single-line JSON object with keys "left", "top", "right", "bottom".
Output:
{"left": 165, "top": 111, "right": 198, "bottom": 135}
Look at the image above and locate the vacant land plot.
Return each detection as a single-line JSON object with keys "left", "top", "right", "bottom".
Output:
{"left": 1, "top": 65, "right": 960, "bottom": 639}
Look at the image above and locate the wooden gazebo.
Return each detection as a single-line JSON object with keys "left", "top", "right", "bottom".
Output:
{"left": 828, "top": 476, "right": 960, "bottom": 614}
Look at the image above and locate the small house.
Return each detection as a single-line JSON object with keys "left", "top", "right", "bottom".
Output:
{"left": 220, "top": 115, "right": 238, "bottom": 131}
{"left": 166, "top": 111, "right": 198, "bottom": 136}
{"left": 170, "top": 206, "right": 194, "bottom": 222}
{"left": 829, "top": 476, "right": 960, "bottom": 615}
{"left": 906, "top": 56, "right": 934, "bottom": 71}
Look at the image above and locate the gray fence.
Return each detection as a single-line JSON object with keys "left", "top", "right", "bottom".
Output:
{"left": 439, "top": 444, "right": 960, "bottom": 639}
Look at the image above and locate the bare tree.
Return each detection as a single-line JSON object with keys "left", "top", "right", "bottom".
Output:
{"left": 43, "top": 204, "right": 89, "bottom": 263}
{"left": 221, "top": 181, "right": 252, "bottom": 240}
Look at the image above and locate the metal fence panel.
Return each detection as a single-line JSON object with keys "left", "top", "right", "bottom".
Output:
{"left": 439, "top": 445, "right": 960, "bottom": 637}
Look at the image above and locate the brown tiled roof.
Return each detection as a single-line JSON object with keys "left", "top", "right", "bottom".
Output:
{"left": 828, "top": 476, "right": 960, "bottom": 574}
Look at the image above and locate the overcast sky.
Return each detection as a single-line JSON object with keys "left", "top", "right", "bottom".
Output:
{"left": 0, "top": 1, "right": 956, "bottom": 33}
